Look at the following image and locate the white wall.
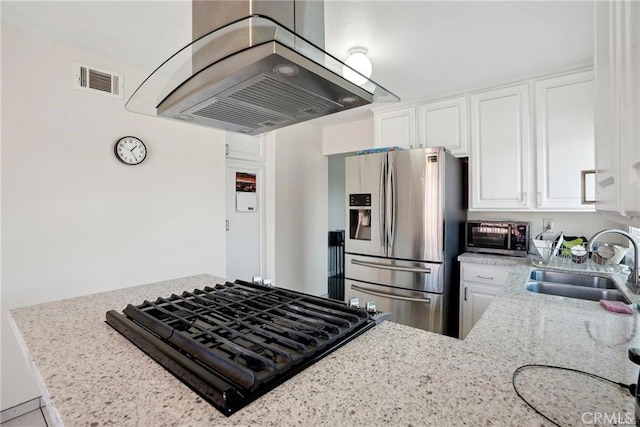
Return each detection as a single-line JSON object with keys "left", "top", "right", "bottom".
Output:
{"left": 322, "top": 117, "right": 373, "bottom": 155}
{"left": 1, "top": 25, "right": 227, "bottom": 410}
{"left": 271, "top": 123, "right": 328, "bottom": 296}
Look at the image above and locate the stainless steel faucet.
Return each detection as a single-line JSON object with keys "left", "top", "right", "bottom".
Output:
{"left": 588, "top": 229, "right": 639, "bottom": 291}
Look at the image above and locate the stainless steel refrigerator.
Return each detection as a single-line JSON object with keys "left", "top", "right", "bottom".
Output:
{"left": 344, "top": 147, "right": 465, "bottom": 336}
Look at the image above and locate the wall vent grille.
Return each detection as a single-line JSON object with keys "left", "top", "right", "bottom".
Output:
{"left": 74, "top": 63, "right": 123, "bottom": 99}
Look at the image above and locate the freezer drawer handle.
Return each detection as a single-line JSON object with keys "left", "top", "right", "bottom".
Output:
{"left": 352, "top": 284, "right": 431, "bottom": 304}
{"left": 351, "top": 259, "right": 432, "bottom": 274}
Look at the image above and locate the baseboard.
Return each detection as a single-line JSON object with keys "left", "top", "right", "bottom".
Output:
{"left": 0, "top": 396, "right": 42, "bottom": 423}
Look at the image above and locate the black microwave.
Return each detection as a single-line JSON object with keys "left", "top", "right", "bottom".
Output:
{"left": 465, "top": 221, "right": 530, "bottom": 257}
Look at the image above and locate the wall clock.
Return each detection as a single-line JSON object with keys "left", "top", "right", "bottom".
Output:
{"left": 114, "top": 136, "right": 147, "bottom": 165}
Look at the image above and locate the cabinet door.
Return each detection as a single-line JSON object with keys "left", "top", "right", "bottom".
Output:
{"left": 535, "top": 71, "right": 595, "bottom": 211}
{"left": 594, "top": 1, "right": 620, "bottom": 213}
{"left": 620, "top": 0, "right": 640, "bottom": 218}
{"left": 226, "top": 133, "right": 265, "bottom": 162}
{"left": 418, "top": 96, "right": 468, "bottom": 157}
{"left": 459, "top": 282, "right": 501, "bottom": 339}
{"left": 373, "top": 107, "right": 417, "bottom": 149}
{"left": 470, "top": 84, "right": 531, "bottom": 210}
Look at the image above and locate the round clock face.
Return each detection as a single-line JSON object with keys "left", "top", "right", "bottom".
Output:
{"left": 115, "top": 136, "right": 147, "bottom": 165}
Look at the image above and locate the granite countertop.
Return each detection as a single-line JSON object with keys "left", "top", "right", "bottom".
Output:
{"left": 10, "top": 259, "right": 640, "bottom": 426}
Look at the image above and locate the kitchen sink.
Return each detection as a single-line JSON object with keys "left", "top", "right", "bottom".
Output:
{"left": 525, "top": 281, "right": 631, "bottom": 303}
{"left": 529, "top": 270, "right": 617, "bottom": 289}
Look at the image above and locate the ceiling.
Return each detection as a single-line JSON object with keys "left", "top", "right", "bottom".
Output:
{"left": 1, "top": 0, "right": 594, "bottom": 127}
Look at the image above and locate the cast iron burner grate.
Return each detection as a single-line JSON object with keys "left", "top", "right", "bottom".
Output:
{"left": 106, "top": 280, "right": 374, "bottom": 416}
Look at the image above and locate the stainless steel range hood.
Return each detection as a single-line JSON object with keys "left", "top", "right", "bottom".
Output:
{"left": 125, "top": 0, "right": 399, "bottom": 135}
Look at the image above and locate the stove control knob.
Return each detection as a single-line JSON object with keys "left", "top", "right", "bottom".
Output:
{"left": 263, "top": 278, "right": 272, "bottom": 287}
{"left": 349, "top": 297, "right": 360, "bottom": 308}
{"left": 365, "top": 301, "right": 377, "bottom": 313}
{"left": 252, "top": 276, "right": 263, "bottom": 286}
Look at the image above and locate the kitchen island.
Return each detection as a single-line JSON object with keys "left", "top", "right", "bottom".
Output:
{"left": 10, "top": 262, "right": 640, "bottom": 426}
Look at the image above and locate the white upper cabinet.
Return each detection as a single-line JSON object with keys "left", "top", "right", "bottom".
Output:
{"left": 534, "top": 71, "right": 595, "bottom": 211}
{"left": 225, "top": 132, "right": 265, "bottom": 162}
{"left": 619, "top": 1, "right": 640, "bottom": 218}
{"left": 418, "top": 96, "right": 468, "bottom": 157}
{"left": 594, "top": 1, "right": 620, "bottom": 213}
{"left": 595, "top": 0, "right": 640, "bottom": 223}
{"left": 469, "top": 84, "right": 531, "bottom": 210}
{"left": 373, "top": 106, "right": 417, "bottom": 149}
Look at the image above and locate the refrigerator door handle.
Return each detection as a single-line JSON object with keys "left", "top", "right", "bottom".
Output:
{"left": 379, "top": 160, "right": 386, "bottom": 248}
{"left": 388, "top": 160, "right": 396, "bottom": 251}
{"left": 352, "top": 284, "right": 431, "bottom": 304}
{"left": 351, "top": 258, "right": 432, "bottom": 274}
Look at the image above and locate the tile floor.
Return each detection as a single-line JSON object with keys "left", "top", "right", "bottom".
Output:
{"left": 1, "top": 409, "right": 47, "bottom": 427}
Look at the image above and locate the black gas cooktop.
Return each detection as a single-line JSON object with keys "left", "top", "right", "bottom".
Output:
{"left": 106, "top": 280, "right": 374, "bottom": 416}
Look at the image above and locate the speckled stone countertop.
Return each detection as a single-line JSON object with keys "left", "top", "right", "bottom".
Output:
{"left": 10, "top": 261, "right": 640, "bottom": 426}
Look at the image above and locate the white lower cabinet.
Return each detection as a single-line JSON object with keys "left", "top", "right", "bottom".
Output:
{"left": 459, "top": 262, "right": 514, "bottom": 339}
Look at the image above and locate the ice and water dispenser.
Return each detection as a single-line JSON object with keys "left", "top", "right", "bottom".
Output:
{"left": 348, "top": 193, "right": 372, "bottom": 241}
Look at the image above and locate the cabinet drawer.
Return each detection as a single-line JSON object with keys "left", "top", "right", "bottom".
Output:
{"left": 461, "top": 265, "right": 513, "bottom": 286}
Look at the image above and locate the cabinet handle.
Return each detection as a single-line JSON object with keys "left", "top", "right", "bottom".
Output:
{"left": 598, "top": 176, "right": 615, "bottom": 187}
{"left": 581, "top": 169, "right": 596, "bottom": 204}
{"left": 537, "top": 192, "right": 541, "bottom": 206}
{"left": 464, "top": 286, "right": 468, "bottom": 301}
{"left": 476, "top": 275, "right": 494, "bottom": 280}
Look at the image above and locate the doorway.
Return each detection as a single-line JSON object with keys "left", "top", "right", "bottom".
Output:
{"left": 327, "top": 153, "right": 350, "bottom": 299}
{"left": 226, "top": 161, "right": 265, "bottom": 282}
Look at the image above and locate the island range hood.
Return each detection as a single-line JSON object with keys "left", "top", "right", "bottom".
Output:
{"left": 125, "top": 0, "right": 399, "bottom": 135}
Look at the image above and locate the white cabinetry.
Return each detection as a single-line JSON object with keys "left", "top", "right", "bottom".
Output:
{"left": 534, "top": 71, "right": 595, "bottom": 211}
{"left": 617, "top": 1, "right": 640, "bottom": 218}
{"left": 469, "top": 84, "right": 531, "bottom": 210}
{"left": 459, "top": 263, "right": 514, "bottom": 339}
{"left": 469, "top": 70, "right": 597, "bottom": 212}
{"left": 225, "top": 133, "right": 265, "bottom": 162}
{"left": 594, "top": 1, "right": 640, "bottom": 223}
{"left": 418, "top": 96, "right": 468, "bottom": 157}
{"left": 373, "top": 106, "right": 417, "bottom": 149}
{"left": 594, "top": 0, "right": 619, "bottom": 213}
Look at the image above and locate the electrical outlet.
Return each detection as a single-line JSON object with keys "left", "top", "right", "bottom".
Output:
{"left": 543, "top": 218, "right": 554, "bottom": 232}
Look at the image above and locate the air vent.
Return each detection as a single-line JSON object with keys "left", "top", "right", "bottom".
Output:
{"left": 74, "top": 63, "right": 123, "bottom": 99}
{"left": 225, "top": 74, "right": 340, "bottom": 118}
{"left": 192, "top": 98, "right": 288, "bottom": 130}
{"left": 187, "top": 73, "right": 343, "bottom": 132}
